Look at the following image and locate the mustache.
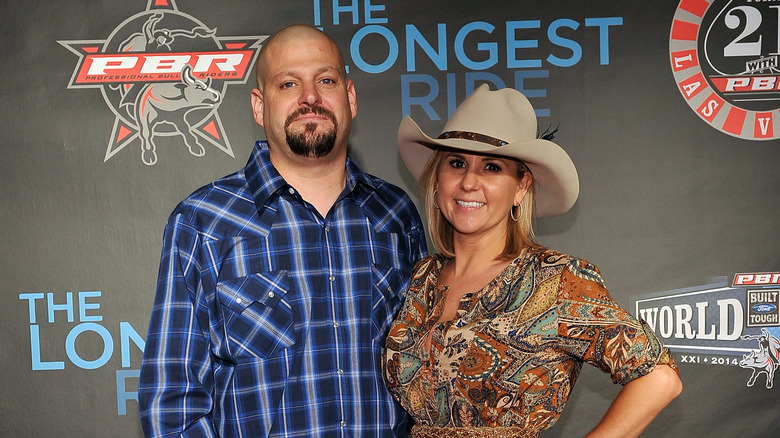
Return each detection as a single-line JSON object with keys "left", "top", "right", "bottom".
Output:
{"left": 285, "top": 105, "right": 337, "bottom": 127}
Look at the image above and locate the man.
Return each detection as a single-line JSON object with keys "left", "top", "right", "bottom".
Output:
{"left": 138, "top": 24, "right": 426, "bottom": 437}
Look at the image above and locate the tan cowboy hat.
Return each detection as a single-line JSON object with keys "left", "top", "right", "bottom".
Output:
{"left": 398, "top": 84, "right": 579, "bottom": 218}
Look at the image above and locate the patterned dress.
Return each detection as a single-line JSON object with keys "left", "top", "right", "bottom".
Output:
{"left": 383, "top": 248, "right": 677, "bottom": 432}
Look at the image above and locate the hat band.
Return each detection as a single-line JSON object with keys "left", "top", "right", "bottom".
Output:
{"left": 438, "top": 131, "right": 508, "bottom": 147}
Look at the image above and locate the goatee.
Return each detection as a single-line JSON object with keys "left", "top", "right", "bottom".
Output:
{"left": 285, "top": 106, "right": 338, "bottom": 158}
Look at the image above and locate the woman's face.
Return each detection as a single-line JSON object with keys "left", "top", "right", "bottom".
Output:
{"left": 436, "top": 150, "right": 531, "bottom": 241}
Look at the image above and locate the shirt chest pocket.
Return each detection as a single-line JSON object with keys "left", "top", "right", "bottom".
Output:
{"left": 217, "top": 271, "right": 296, "bottom": 360}
{"left": 371, "top": 264, "right": 406, "bottom": 341}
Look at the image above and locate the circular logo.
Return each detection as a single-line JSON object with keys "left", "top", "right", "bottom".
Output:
{"left": 670, "top": 0, "right": 780, "bottom": 140}
{"left": 752, "top": 303, "right": 777, "bottom": 314}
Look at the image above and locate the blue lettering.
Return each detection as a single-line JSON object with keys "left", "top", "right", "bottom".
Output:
{"left": 120, "top": 321, "right": 145, "bottom": 368}
{"left": 78, "top": 291, "right": 102, "bottom": 322}
{"left": 29, "top": 325, "right": 65, "bottom": 370}
{"left": 406, "top": 23, "right": 447, "bottom": 72}
{"left": 19, "top": 292, "right": 44, "bottom": 323}
{"left": 364, "top": 0, "right": 387, "bottom": 24}
{"left": 116, "top": 369, "right": 140, "bottom": 415}
{"left": 548, "top": 19, "right": 581, "bottom": 67}
{"left": 65, "top": 322, "right": 113, "bottom": 370}
{"left": 309, "top": 0, "right": 323, "bottom": 26}
{"left": 465, "top": 72, "right": 506, "bottom": 97}
{"left": 333, "top": 0, "right": 359, "bottom": 25}
{"left": 48, "top": 291, "right": 74, "bottom": 323}
{"left": 513, "top": 69, "right": 550, "bottom": 117}
{"left": 506, "top": 20, "right": 542, "bottom": 68}
{"left": 455, "top": 21, "right": 498, "bottom": 70}
{"left": 351, "top": 25, "right": 398, "bottom": 73}
{"left": 401, "top": 74, "right": 440, "bottom": 119}
{"left": 446, "top": 73, "right": 457, "bottom": 117}
{"left": 585, "top": 17, "right": 623, "bottom": 65}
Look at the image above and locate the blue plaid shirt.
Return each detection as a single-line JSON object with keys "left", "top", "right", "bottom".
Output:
{"left": 139, "top": 141, "right": 427, "bottom": 438}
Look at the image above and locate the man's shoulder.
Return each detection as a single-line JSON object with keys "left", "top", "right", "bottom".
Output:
{"left": 359, "top": 173, "right": 419, "bottom": 213}
{"left": 350, "top": 170, "right": 424, "bottom": 234}
{"left": 363, "top": 172, "right": 411, "bottom": 199}
{"left": 169, "top": 169, "right": 250, "bottom": 222}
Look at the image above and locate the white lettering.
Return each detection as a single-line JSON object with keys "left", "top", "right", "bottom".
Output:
{"left": 192, "top": 53, "right": 244, "bottom": 72}
{"left": 88, "top": 56, "right": 138, "bottom": 75}
{"left": 717, "top": 298, "right": 742, "bottom": 340}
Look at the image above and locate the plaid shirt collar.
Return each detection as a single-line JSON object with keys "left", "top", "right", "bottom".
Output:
{"left": 245, "top": 140, "right": 386, "bottom": 212}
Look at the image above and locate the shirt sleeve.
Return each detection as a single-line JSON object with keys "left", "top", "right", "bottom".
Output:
{"left": 138, "top": 213, "right": 217, "bottom": 438}
{"left": 407, "top": 205, "right": 429, "bottom": 270}
{"left": 556, "top": 257, "right": 678, "bottom": 385}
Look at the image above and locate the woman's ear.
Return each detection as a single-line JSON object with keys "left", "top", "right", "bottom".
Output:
{"left": 515, "top": 171, "right": 533, "bottom": 204}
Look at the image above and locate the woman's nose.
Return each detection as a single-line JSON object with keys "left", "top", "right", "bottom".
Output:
{"left": 460, "top": 170, "right": 479, "bottom": 191}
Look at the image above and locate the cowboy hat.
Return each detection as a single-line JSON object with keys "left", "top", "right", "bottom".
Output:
{"left": 398, "top": 84, "right": 579, "bottom": 218}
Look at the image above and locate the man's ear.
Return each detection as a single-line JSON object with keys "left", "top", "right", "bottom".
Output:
{"left": 346, "top": 80, "right": 357, "bottom": 119}
{"left": 250, "top": 88, "right": 264, "bottom": 127}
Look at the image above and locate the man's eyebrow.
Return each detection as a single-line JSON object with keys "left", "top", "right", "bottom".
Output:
{"left": 267, "top": 66, "right": 343, "bottom": 83}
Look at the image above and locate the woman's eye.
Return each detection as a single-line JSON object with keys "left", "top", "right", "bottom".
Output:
{"left": 485, "top": 162, "right": 503, "bottom": 172}
{"left": 447, "top": 158, "right": 465, "bottom": 168}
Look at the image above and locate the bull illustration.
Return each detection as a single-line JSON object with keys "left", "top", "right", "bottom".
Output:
{"left": 740, "top": 328, "right": 780, "bottom": 389}
{"left": 119, "top": 13, "right": 215, "bottom": 52}
{"left": 112, "top": 13, "right": 216, "bottom": 101}
{"left": 133, "top": 65, "right": 221, "bottom": 165}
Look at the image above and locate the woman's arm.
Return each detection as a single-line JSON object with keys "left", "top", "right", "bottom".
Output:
{"left": 583, "top": 364, "right": 682, "bottom": 438}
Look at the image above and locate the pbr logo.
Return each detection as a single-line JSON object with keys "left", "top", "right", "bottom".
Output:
{"left": 669, "top": 0, "right": 780, "bottom": 141}
{"left": 59, "top": 0, "right": 266, "bottom": 165}
{"left": 635, "top": 272, "right": 780, "bottom": 389}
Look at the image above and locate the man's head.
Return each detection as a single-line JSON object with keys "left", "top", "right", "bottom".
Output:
{"left": 251, "top": 25, "right": 357, "bottom": 161}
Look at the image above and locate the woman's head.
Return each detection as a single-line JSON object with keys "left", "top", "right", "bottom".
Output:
{"left": 419, "top": 148, "right": 540, "bottom": 258}
{"left": 399, "top": 84, "right": 579, "bottom": 220}
{"left": 399, "top": 85, "right": 579, "bottom": 258}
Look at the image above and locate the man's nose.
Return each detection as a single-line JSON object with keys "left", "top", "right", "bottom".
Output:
{"left": 299, "top": 82, "right": 322, "bottom": 106}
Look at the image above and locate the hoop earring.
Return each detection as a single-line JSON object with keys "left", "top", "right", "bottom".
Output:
{"left": 432, "top": 189, "right": 440, "bottom": 209}
{"left": 510, "top": 204, "right": 522, "bottom": 222}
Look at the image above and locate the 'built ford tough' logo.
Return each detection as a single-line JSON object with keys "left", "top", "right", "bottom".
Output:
{"left": 59, "top": 0, "right": 265, "bottom": 165}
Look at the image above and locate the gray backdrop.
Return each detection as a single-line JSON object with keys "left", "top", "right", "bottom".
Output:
{"left": 2, "top": 0, "right": 779, "bottom": 436}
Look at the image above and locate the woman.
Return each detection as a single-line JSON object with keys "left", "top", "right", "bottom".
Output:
{"left": 383, "top": 85, "right": 682, "bottom": 438}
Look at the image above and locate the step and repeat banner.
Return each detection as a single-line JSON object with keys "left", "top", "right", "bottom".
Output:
{"left": 2, "top": 0, "right": 779, "bottom": 436}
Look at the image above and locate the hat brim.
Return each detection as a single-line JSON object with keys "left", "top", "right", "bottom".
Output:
{"left": 398, "top": 116, "right": 579, "bottom": 218}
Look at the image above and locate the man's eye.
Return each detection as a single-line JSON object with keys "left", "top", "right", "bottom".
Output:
{"left": 280, "top": 82, "right": 295, "bottom": 89}
{"left": 321, "top": 78, "right": 336, "bottom": 85}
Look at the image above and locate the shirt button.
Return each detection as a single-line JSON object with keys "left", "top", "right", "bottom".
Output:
{"left": 287, "top": 187, "right": 295, "bottom": 195}
{"left": 387, "top": 286, "right": 393, "bottom": 292}
{"left": 340, "top": 421, "right": 347, "bottom": 427}
{"left": 268, "top": 291, "right": 275, "bottom": 298}
{"left": 329, "top": 276, "right": 335, "bottom": 282}
{"left": 236, "top": 298, "right": 243, "bottom": 304}
{"left": 337, "top": 369, "right": 344, "bottom": 375}
{"left": 324, "top": 226, "right": 330, "bottom": 232}
{"left": 333, "top": 322, "right": 340, "bottom": 328}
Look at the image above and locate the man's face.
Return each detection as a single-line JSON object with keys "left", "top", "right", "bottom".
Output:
{"left": 251, "top": 33, "right": 357, "bottom": 159}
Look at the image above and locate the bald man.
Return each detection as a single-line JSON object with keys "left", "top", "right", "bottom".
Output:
{"left": 139, "top": 25, "right": 426, "bottom": 437}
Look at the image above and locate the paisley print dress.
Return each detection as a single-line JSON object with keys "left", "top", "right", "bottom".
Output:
{"left": 383, "top": 248, "right": 677, "bottom": 432}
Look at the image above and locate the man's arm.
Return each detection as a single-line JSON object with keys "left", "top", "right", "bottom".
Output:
{"left": 139, "top": 216, "right": 217, "bottom": 438}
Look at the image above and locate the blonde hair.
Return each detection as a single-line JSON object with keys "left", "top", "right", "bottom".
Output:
{"left": 419, "top": 149, "right": 542, "bottom": 259}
